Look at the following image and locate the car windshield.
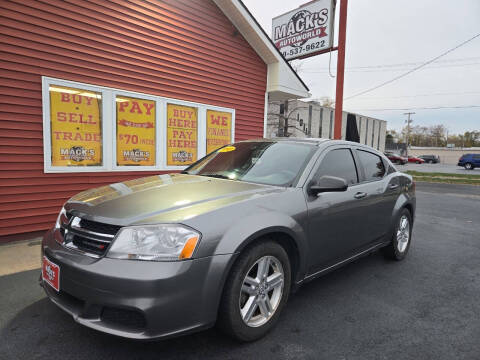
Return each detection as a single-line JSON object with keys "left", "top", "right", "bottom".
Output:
{"left": 183, "top": 141, "right": 317, "bottom": 186}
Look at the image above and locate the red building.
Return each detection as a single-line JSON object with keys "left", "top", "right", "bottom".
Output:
{"left": 0, "top": 0, "right": 309, "bottom": 239}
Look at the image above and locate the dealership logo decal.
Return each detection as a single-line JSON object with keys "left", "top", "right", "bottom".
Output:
{"left": 122, "top": 149, "right": 150, "bottom": 162}
{"left": 44, "top": 264, "right": 55, "bottom": 281}
{"left": 172, "top": 150, "right": 193, "bottom": 163}
{"left": 60, "top": 146, "right": 95, "bottom": 162}
{"left": 274, "top": 8, "right": 329, "bottom": 48}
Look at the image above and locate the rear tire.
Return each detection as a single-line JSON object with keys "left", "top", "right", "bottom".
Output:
{"left": 465, "top": 163, "right": 473, "bottom": 170}
{"left": 382, "top": 208, "right": 412, "bottom": 261}
{"left": 217, "top": 240, "right": 291, "bottom": 342}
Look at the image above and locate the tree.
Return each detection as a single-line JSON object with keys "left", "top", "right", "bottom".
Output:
{"left": 267, "top": 101, "right": 308, "bottom": 137}
{"left": 429, "top": 125, "right": 447, "bottom": 147}
{"left": 318, "top": 96, "right": 335, "bottom": 108}
{"left": 386, "top": 129, "right": 401, "bottom": 144}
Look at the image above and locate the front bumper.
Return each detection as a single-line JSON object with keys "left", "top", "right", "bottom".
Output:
{"left": 41, "top": 229, "right": 235, "bottom": 340}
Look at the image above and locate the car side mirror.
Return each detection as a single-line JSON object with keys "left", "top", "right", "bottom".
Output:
{"left": 308, "top": 176, "right": 348, "bottom": 196}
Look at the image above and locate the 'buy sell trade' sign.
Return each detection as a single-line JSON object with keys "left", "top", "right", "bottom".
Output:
{"left": 49, "top": 86, "right": 102, "bottom": 166}
{"left": 167, "top": 104, "right": 198, "bottom": 166}
{"left": 206, "top": 110, "right": 232, "bottom": 153}
{"left": 116, "top": 96, "right": 155, "bottom": 166}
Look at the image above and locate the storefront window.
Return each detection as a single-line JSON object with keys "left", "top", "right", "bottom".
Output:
{"left": 166, "top": 103, "right": 198, "bottom": 166}
{"left": 43, "top": 77, "right": 234, "bottom": 172}
{"left": 49, "top": 85, "right": 102, "bottom": 167}
{"left": 206, "top": 109, "right": 232, "bottom": 153}
{"left": 116, "top": 96, "right": 156, "bottom": 166}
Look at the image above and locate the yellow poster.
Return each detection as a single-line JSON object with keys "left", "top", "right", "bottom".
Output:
{"left": 49, "top": 85, "right": 102, "bottom": 166}
{"left": 206, "top": 110, "right": 232, "bottom": 153}
{"left": 167, "top": 104, "right": 198, "bottom": 165}
{"left": 116, "top": 96, "right": 155, "bottom": 166}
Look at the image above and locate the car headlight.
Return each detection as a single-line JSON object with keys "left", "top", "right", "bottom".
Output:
{"left": 54, "top": 207, "right": 67, "bottom": 230}
{"left": 107, "top": 224, "right": 200, "bottom": 261}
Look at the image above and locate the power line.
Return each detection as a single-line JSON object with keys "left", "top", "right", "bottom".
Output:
{"left": 300, "top": 56, "right": 480, "bottom": 71}
{"left": 310, "top": 91, "right": 480, "bottom": 104}
{"left": 343, "top": 32, "right": 480, "bottom": 101}
{"left": 301, "top": 61, "right": 480, "bottom": 74}
{"left": 349, "top": 90, "right": 480, "bottom": 100}
{"left": 350, "top": 105, "right": 480, "bottom": 112}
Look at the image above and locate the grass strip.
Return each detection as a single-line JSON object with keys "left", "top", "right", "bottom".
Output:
{"left": 405, "top": 170, "right": 480, "bottom": 180}
{"left": 411, "top": 176, "right": 480, "bottom": 186}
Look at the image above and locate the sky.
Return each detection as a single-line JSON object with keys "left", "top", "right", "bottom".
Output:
{"left": 243, "top": 0, "right": 480, "bottom": 135}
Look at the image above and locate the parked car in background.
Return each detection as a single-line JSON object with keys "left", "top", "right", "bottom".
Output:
{"left": 458, "top": 153, "right": 480, "bottom": 170}
{"left": 41, "top": 139, "right": 416, "bottom": 342}
{"left": 407, "top": 156, "right": 425, "bottom": 164}
{"left": 418, "top": 155, "right": 440, "bottom": 164}
{"left": 385, "top": 152, "right": 407, "bottom": 165}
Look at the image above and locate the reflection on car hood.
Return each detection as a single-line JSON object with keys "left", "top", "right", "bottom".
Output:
{"left": 66, "top": 174, "right": 283, "bottom": 225}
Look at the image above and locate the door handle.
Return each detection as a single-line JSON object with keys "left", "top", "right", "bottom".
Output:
{"left": 354, "top": 192, "right": 367, "bottom": 199}
{"left": 389, "top": 183, "right": 399, "bottom": 190}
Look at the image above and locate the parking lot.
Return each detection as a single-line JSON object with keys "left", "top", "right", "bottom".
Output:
{"left": 1, "top": 182, "right": 479, "bottom": 360}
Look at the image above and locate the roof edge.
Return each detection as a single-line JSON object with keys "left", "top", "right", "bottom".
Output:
{"left": 236, "top": 0, "right": 310, "bottom": 92}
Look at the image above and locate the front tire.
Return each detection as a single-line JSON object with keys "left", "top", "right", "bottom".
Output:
{"left": 382, "top": 208, "right": 412, "bottom": 261}
{"left": 217, "top": 241, "right": 291, "bottom": 342}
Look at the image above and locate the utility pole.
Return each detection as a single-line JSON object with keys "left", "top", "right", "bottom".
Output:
{"left": 403, "top": 112, "right": 415, "bottom": 156}
{"left": 333, "top": 0, "right": 348, "bottom": 140}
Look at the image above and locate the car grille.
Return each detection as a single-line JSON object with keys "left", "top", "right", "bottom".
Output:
{"left": 62, "top": 214, "right": 122, "bottom": 257}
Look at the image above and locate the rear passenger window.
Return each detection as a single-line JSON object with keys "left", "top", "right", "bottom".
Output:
{"left": 315, "top": 149, "right": 358, "bottom": 185}
{"left": 357, "top": 150, "right": 386, "bottom": 181}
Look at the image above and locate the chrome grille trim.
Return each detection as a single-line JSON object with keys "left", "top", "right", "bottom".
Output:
{"left": 60, "top": 215, "right": 121, "bottom": 257}
{"left": 69, "top": 224, "right": 116, "bottom": 239}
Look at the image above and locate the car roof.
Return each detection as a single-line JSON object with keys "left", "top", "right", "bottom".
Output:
{"left": 238, "top": 138, "right": 376, "bottom": 148}
{"left": 237, "top": 137, "right": 329, "bottom": 146}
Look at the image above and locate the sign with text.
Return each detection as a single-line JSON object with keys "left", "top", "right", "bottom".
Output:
{"left": 116, "top": 96, "right": 155, "bottom": 166}
{"left": 206, "top": 110, "right": 232, "bottom": 153}
{"left": 49, "top": 85, "right": 102, "bottom": 166}
{"left": 272, "top": 0, "right": 334, "bottom": 60}
{"left": 166, "top": 104, "right": 198, "bottom": 166}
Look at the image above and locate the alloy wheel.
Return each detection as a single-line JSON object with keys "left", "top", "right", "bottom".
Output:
{"left": 396, "top": 215, "right": 410, "bottom": 253}
{"left": 239, "top": 255, "right": 284, "bottom": 327}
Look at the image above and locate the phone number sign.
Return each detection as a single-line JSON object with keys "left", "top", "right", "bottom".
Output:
{"left": 272, "top": 0, "right": 334, "bottom": 60}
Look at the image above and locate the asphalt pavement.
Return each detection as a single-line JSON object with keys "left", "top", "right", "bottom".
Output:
{"left": 1, "top": 183, "right": 479, "bottom": 360}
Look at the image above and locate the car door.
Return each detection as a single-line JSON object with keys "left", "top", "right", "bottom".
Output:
{"left": 473, "top": 154, "right": 480, "bottom": 166}
{"left": 353, "top": 148, "right": 397, "bottom": 242}
{"left": 305, "top": 146, "right": 373, "bottom": 273}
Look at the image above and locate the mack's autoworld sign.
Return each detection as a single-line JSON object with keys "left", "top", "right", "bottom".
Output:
{"left": 272, "top": 0, "right": 334, "bottom": 60}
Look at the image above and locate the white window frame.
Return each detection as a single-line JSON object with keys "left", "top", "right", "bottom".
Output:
{"left": 42, "top": 77, "right": 235, "bottom": 173}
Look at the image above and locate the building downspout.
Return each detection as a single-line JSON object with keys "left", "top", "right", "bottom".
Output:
{"left": 263, "top": 92, "right": 268, "bottom": 138}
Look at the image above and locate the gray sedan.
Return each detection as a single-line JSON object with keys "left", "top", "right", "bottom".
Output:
{"left": 41, "top": 138, "right": 415, "bottom": 341}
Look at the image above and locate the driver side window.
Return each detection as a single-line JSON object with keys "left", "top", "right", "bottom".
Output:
{"left": 314, "top": 148, "right": 358, "bottom": 185}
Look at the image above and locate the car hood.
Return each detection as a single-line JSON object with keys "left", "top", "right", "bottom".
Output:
{"left": 65, "top": 174, "right": 284, "bottom": 225}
